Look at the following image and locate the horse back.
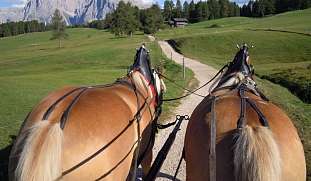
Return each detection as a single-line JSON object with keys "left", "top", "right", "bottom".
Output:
{"left": 185, "top": 92, "right": 306, "bottom": 181}
{"left": 10, "top": 84, "right": 151, "bottom": 180}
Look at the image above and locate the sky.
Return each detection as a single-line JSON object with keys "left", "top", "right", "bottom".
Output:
{"left": 0, "top": 0, "right": 28, "bottom": 8}
{"left": 0, "top": 0, "right": 248, "bottom": 8}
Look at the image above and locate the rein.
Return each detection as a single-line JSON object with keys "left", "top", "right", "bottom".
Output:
{"left": 42, "top": 74, "right": 159, "bottom": 180}
{"left": 143, "top": 115, "right": 189, "bottom": 181}
{"left": 207, "top": 81, "right": 270, "bottom": 181}
{"left": 157, "top": 64, "right": 229, "bottom": 102}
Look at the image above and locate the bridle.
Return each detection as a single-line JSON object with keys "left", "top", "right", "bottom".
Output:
{"left": 206, "top": 45, "right": 270, "bottom": 181}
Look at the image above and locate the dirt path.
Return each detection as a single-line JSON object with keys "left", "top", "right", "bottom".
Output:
{"left": 150, "top": 41, "right": 218, "bottom": 181}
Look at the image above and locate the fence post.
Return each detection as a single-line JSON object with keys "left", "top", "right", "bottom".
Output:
{"left": 171, "top": 51, "right": 172, "bottom": 61}
{"left": 183, "top": 57, "right": 185, "bottom": 80}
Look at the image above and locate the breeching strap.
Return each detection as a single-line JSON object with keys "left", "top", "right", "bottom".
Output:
{"left": 209, "top": 96, "right": 217, "bottom": 181}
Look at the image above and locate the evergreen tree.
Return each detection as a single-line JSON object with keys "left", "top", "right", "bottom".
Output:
{"left": 2, "top": 23, "right": 11, "bottom": 37}
{"left": 9, "top": 22, "right": 18, "bottom": 36}
{"left": 163, "top": 0, "right": 174, "bottom": 20}
{"left": 234, "top": 3, "right": 240, "bottom": 16}
{"left": 202, "top": 1, "right": 210, "bottom": 19}
{"left": 0, "top": 25, "right": 3, "bottom": 37}
{"left": 104, "top": 12, "right": 114, "bottom": 29}
{"left": 253, "top": 0, "right": 265, "bottom": 17}
{"left": 183, "top": 1, "right": 190, "bottom": 19}
{"left": 209, "top": 0, "right": 220, "bottom": 19}
{"left": 110, "top": 1, "right": 139, "bottom": 37}
{"left": 17, "top": 21, "right": 25, "bottom": 34}
{"left": 140, "top": 4, "right": 163, "bottom": 34}
{"left": 188, "top": 0, "right": 196, "bottom": 22}
{"left": 174, "top": 0, "right": 183, "bottom": 18}
{"left": 219, "top": 0, "right": 230, "bottom": 18}
{"left": 51, "top": 9, "right": 68, "bottom": 48}
{"left": 264, "top": 0, "right": 275, "bottom": 14}
{"left": 195, "top": 2, "right": 204, "bottom": 22}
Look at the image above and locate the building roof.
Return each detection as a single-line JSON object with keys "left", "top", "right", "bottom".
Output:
{"left": 172, "top": 18, "right": 188, "bottom": 22}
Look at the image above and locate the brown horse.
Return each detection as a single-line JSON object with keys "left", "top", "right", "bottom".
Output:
{"left": 8, "top": 45, "right": 166, "bottom": 181}
{"left": 184, "top": 45, "right": 306, "bottom": 181}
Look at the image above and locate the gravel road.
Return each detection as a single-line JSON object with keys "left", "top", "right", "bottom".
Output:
{"left": 149, "top": 41, "right": 218, "bottom": 181}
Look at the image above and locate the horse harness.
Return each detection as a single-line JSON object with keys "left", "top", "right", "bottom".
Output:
{"left": 207, "top": 78, "right": 270, "bottom": 181}
{"left": 37, "top": 73, "right": 161, "bottom": 180}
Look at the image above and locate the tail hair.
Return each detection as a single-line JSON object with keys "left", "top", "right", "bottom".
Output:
{"left": 233, "top": 125, "right": 281, "bottom": 181}
{"left": 13, "top": 121, "right": 63, "bottom": 181}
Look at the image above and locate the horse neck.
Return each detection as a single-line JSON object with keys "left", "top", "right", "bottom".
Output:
{"left": 213, "top": 72, "right": 247, "bottom": 91}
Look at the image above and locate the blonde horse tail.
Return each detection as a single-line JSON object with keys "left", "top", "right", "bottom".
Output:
{"left": 14, "top": 121, "right": 63, "bottom": 181}
{"left": 233, "top": 125, "right": 281, "bottom": 181}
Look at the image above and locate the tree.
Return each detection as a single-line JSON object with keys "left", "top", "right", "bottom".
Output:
{"left": 51, "top": 9, "right": 68, "bottom": 48}
{"left": 219, "top": 0, "right": 230, "bottom": 18}
{"left": 202, "top": 1, "right": 210, "bottom": 19}
{"left": 140, "top": 4, "right": 163, "bottom": 34}
{"left": 2, "top": 23, "right": 11, "bottom": 37}
{"left": 174, "top": 0, "right": 183, "bottom": 18}
{"left": 163, "top": 0, "right": 174, "bottom": 20}
{"left": 264, "top": 0, "right": 275, "bottom": 14}
{"left": 195, "top": 2, "right": 204, "bottom": 22}
{"left": 104, "top": 12, "right": 114, "bottom": 29}
{"left": 110, "top": 1, "right": 139, "bottom": 37}
{"left": 188, "top": 0, "right": 196, "bottom": 22}
{"left": 183, "top": 1, "right": 190, "bottom": 19}
{"left": 209, "top": 0, "right": 220, "bottom": 19}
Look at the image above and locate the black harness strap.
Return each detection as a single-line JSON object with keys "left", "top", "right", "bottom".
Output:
{"left": 94, "top": 139, "right": 139, "bottom": 181}
{"left": 60, "top": 87, "right": 89, "bottom": 129}
{"left": 209, "top": 96, "right": 217, "bottom": 181}
{"left": 207, "top": 82, "right": 270, "bottom": 181}
{"left": 173, "top": 148, "right": 185, "bottom": 181}
{"left": 143, "top": 115, "right": 189, "bottom": 181}
{"left": 60, "top": 99, "right": 148, "bottom": 178}
{"left": 246, "top": 99, "right": 269, "bottom": 127}
{"left": 42, "top": 87, "right": 85, "bottom": 120}
{"left": 237, "top": 85, "right": 247, "bottom": 129}
{"left": 236, "top": 83, "right": 270, "bottom": 128}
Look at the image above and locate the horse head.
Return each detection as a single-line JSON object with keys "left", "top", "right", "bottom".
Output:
{"left": 213, "top": 44, "right": 255, "bottom": 90}
{"left": 129, "top": 44, "right": 166, "bottom": 106}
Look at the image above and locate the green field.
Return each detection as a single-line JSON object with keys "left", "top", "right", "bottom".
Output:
{"left": 0, "top": 29, "right": 194, "bottom": 150}
{"left": 0, "top": 8, "right": 310, "bottom": 179}
{"left": 157, "top": 8, "right": 311, "bottom": 179}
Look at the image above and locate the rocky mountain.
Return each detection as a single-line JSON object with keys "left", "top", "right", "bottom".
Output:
{"left": 0, "top": 0, "right": 153, "bottom": 25}
{"left": 0, "top": 8, "right": 23, "bottom": 23}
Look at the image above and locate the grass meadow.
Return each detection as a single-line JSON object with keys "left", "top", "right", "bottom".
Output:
{"left": 157, "top": 8, "right": 311, "bottom": 179}
{"left": 0, "top": 28, "right": 194, "bottom": 156}
{"left": 0, "top": 8, "right": 310, "bottom": 180}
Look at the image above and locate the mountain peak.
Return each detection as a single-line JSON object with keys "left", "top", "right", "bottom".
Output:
{"left": 0, "top": 0, "right": 153, "bottom": 25}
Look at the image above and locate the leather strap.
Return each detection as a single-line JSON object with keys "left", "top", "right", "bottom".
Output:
{"left": 209, "top": 96, "right": 217, "bottom": 181}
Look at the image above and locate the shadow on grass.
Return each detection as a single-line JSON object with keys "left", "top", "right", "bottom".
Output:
{"left": 0, "top": 136, "right": 15, "bottom": 181}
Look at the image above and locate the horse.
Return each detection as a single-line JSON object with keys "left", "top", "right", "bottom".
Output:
{"left": 8, "top": 45, "right": 166, "bottom": 181}
{"left": 184, "top": 45, "right": 306, "bottom": 181}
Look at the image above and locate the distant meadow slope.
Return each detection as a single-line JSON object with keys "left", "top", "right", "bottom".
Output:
{"left": 157, "top": 8, "right": 311, "bottom": 178}
{"left": 0, "top": 28, "right": 194, "bottom": 149}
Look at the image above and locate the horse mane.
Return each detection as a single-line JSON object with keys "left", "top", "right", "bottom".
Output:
{"left": 13, "top": 121, "right": 63, "bottom": 181}
{"left": 233, "top": 125, "right": 282, "bottom": 181}
{"left": 131, "top": 71, "right": 153, "bottom": 99}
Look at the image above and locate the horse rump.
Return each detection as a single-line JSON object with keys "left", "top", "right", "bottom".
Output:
{"left": 9, "top": 121, "right": 63, "bottom": 181}
{"left": 233, "top": 125, "right": 281, "bottom": 181}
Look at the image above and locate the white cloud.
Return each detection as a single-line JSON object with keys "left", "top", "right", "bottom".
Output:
{"left": 10, "top": 0, "right": 28, "bottom": 8}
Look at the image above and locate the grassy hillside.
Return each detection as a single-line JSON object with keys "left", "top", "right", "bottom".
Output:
{"left": 0, "top": 28, "right": 194, "bottom": 149}
{"left": 157, "top": 8, "right": 311, "bottom": 179}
